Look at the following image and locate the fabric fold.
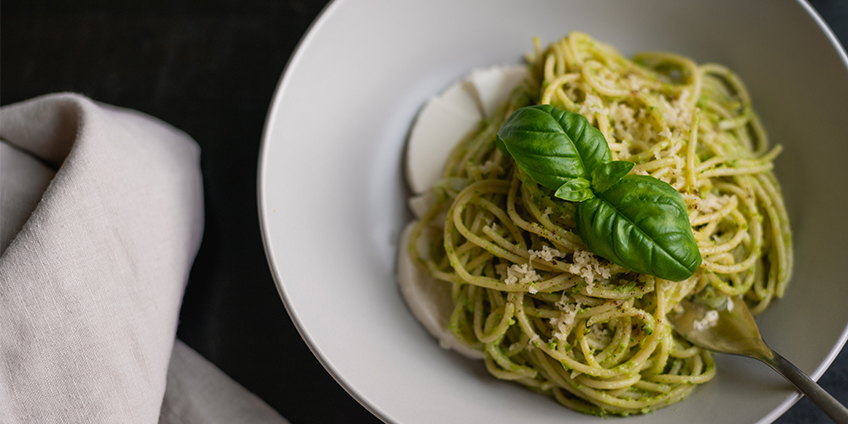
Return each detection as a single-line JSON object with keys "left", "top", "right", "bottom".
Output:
{"left": 0, "top": 93, "right": 203, "bottom": 423}
{"left": 159, "top": 340, "right": 291, "bottom": 424}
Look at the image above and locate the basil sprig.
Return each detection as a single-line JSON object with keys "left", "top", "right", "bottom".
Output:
{"left": 496, "top": 105, "right": 701, "bottom": 282}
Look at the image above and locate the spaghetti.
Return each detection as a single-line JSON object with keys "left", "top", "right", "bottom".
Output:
{"left": 408, "top": 32, "right": 792, "bottom": 415}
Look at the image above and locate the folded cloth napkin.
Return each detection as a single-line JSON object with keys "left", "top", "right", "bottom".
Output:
{"left": 0, "top": 93, "right": 288, "bottom": 424}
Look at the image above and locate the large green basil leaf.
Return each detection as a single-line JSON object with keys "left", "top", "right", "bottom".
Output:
{"left": 576, "top": 175, "right": 701, "bottom": 281}
{"left": 497, "top": 105, "right": 612, "bottom": 191}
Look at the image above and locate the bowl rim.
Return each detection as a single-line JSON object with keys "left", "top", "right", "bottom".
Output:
{"left": 256, "top": 0, "right": 392, "bottom": 421}
{"left": 757, "top": 5, "right": 848, "bottom": 421}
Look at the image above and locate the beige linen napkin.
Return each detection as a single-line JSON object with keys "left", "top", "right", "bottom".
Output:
{"left": 0, "top": 93, "right": 288, "bottom": 424}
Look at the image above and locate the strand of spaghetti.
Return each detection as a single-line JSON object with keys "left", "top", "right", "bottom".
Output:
{"left": 750, "top": 261, "right": 778, "bottom": 314}
{"left": 633, "top": 157, "right": 678, "bottom": 173}
{"left": 754, "top": 173, "right": 792, "bottom": 292}
{"left": 634, "top": 380, "right": 673, "bottom": 393}
{"left": 486, "top": 337, "right": 538, "bottom": 379}
{"left": 670, "top": 343, "right": 701, "bottom": 359}
{"left": 586, "top": 307, "right": 655, "bottom": 329}
{"left": 581, "top": 60, "right": 630, "bottom": 97}
{"left": 448, "top": 183, "right": 526, "bottom": 260}
{"left": 691, "top": 195, "right": 738, "bottom": 226}
{"left": 454, "top": 122, "right": 503, "bottom": 178}
{"left": 711, "top": 265, "right": 757, "bottom": 296}
{"left": 644, "top": 325, "right": 673, "bottom": 375}
{"left": 516, "top": 292, "right": 664, "bottom": 378}
{"left": 448, "top": 288, "right": 485, "bottom": 350}
{"left": 464, "top": 252, "right": 495, "bottom": 272}
{"left": 541, "top": 73, "right": 580, "bottom": 104}
{"left": 628, "top": 139, "right": 672, "bottom": 163}
{"left": 698, "top": 211, "right": 748, "bottom": 255}
{"left": 520, "top": 183, "right": 584, "bottom": 248}
{"left": 568, "top": 371, "right": 696, "bottom": 411}
{"left": 699, "top": 162, "right": 773, "bottom": 178}
{"left": 648, "top": 351, "right": 716, "bottom": 384}
{"left": 483, "top": 356, "right": 526, "bottom": 380}
{"left": 441, "top": 120, "right": 489, "bottom": 179}
{"left": 475, "top": 293, "right": 516, "bottom": 343}
{"left": 749, "top": 112, "right": 770, "bottom": 156}
{"left": 543, "top": 51, "right": 556, "bottom": 82}
{"left": 599, "top": 317, "right": 632, "bottom": 366}
{"left": 567, "top": 34, "right": 585, "bottom": 67}
{"left": 444, "top": 205, "right": 525, "bottom": 290}
{"left": 702, "top": 249, "right": 760, "bottom": 274}
{"left": 575, "top": 300, "right": 627, "bottom": 319}
{"left": 448, "top": 206, "right": 581, "bottom": 291}
{"left": 578, "top": 282, "right": 656, "bottom": 300}
{"left": 577, "top": 373, "right": 642, "bottom": 390}
{"left": 468, "top": 196, "right": 526, "bottom": 249}
{"left": 597, "top": 111, "right": 615, "bottom": 146}
{"left": 686, "top": 109, "right": 700, "bottom": 191}
{"left": 575, "top": 323, "right": 602, "bottom": 369}
{"left": 506, "top": 174, "right": 581, "bottom": 251}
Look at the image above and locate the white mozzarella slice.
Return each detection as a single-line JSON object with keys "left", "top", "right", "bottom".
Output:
{"left": 408, "top": 190, "right": 436, "bottom": 219}
{"left": 397, "top": 221, "right": 483, "bottom": 359}
{"left": 405, "top": 82, "right": 482, "bottom": 195}
{"left": 464, "top": 65, "right": 528, "bottom": 118}
{"left": 401, "top": 65, "right": 528, "bottom": 360}
{"left": 439, "top": 81, "right": 482, "bottom": 117}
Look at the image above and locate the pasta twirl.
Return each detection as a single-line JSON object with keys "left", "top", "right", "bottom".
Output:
{"left": 408, "top": 32, "right": 792, "bottom": 416}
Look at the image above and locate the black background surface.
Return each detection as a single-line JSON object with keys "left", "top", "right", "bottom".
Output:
{"left": 2, "top": 1, "right": 847, "bottom": 423}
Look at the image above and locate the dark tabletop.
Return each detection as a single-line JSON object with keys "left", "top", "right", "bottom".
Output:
{"left": 3, "top": 1, "right": 848, "bottom": 423}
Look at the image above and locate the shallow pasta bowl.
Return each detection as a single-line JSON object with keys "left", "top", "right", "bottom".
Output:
{"left": 258, "top": 0, "right": 848, "bottom": 422}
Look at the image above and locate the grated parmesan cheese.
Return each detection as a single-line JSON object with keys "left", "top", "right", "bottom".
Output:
{"left": 692, "top": 310, "right": 720, "bottom": 331}
{"left": 627, "top": 74, "right": 641, "bottom": 91}
{"left": 568, "top": 250, "right": 612, "bottom": 285}
{"left": 588, "top": 324, "right": 609, "bottom": 339}
{"left": 578, "top": 93, "right": 606, "bottom": 117}
{"left": 549, "top": 303, "right": 580, "bottom": 341}
{"left": 529, "top": 245, "right": 563, "bottom": 263}
{"left": 699, "top": 193, "right": 732, "bottom": 214}
{"left": 554, "top": 293, "right": 570, "bottom": 311}
{"left": 503, "top": 263, "right": 539, "bottom": 286}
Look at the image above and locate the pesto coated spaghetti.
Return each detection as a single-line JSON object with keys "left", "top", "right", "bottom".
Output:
{"left": 408, "top": 33, "right": 792, "bottom": 416}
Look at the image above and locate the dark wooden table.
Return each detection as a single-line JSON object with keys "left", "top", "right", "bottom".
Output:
{"left": 3, "top": 1, "right": 847, "bottom": 423}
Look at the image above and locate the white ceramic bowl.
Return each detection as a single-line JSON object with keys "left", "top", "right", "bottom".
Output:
{"left": 258, "top": 1, "right": 848, "bottom": 422}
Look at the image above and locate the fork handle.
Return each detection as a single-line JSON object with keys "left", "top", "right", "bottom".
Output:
{"left": 759, "top": 349, "right": 848, "bottom": 423}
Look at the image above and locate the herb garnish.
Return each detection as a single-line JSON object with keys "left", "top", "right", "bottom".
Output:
{"left": 496, "top": 105, "right": 701, "bottom": 281}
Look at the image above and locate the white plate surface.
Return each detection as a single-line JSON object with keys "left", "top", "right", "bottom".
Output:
{"left": 258, "top": 1, "right": 848, "bottom": 422}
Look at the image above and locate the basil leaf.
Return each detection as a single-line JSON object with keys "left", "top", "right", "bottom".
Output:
{"left": 495, "top": 135, "right": 509, "bottom": 156}
{"left": 576, "top": 175, "right": 701, "bottom": 281}
{"left": 591, "top": 161, "right": 635, "bottom": 193}
{"left": 497, "top": 105, "right": 612, "bottom": 190}
{"left": 554, "top": 178, "right": 594, "bottom": 202}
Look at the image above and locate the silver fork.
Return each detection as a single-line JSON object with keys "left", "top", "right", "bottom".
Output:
{"left": 668, "top": 295, "right": 848, "bottom": 423}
